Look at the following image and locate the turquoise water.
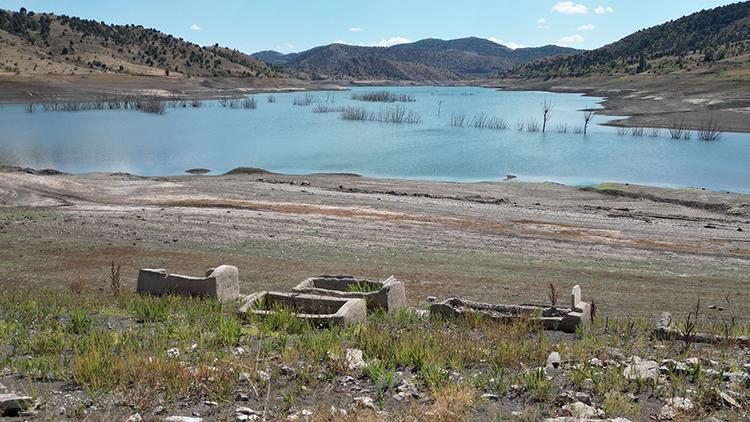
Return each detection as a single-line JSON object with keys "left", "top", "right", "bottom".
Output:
{"left": 1, "top": 86, "right": 749, "bottom": 192}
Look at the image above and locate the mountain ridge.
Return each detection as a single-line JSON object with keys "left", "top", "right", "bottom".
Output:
{"left": 252, "top": 37, "right": 582, "bottom": 81}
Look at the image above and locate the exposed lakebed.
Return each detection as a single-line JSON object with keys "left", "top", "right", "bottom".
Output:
{"left": 1, "top": 86, "right": 748, "bottom": 192}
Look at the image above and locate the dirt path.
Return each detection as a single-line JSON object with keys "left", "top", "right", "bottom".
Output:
{"left": 1, "top": 167, "right": 748, "bottom": 320}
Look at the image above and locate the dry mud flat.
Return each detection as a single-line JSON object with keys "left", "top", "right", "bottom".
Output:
{"left": 1, "top": 167, "right": 748, "bottom": 320}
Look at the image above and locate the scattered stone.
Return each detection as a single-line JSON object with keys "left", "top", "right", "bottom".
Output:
{"left": 480, "top": 393, "right": 499, "bottom": 401}
{"left": 427, "top": 296, "right": 437, "bottom": 303}
{"left": 547, "top": 352, "right": 561, "bottom": 369}
{"left": 239, "top": 372, "right": 251, "bottom": 383}
{"left": 301, "top": 409, "right": 313, "bottom": 416}
{"left": 545, "top": 364, "right": 560, "bottom": 378}
{"left": 719, "top": 391, "right": 740, "bottom": 408}
{"left": 589, "top": 358, "right": 603, "bottom": 368}
{"left": 166, "top": 347, "right": 180, "bottom": 359}
{"left": 257, "top": 370, "right": 270, "bottom": 381}
{"left": 235, "top": 392, "right": 249, "bottom": 402}
{"left": 0, "top": 393, "right": 33, "bottom": 416}
{"left": 561, "top": 401, "right": 602, "bottom": 419}
{"left": 353, "top": 396, "right": 376, "bottom": 410}
{"left": 204, "top": 400, "right": 218, "bottom": 407}
{"left": 574, "top": 392, "right": 591, "bottom": 405}
{"left": 624, "top": 357, "right": 659, "bottom": 382}
{"left": 126, "top": 413, "right": 142, "bottom": 422}
{"left": 165, "top": 417, "right": 203, "bottom": 422}
{"left": 397, "top": 379, "right": 421, "bottom": 399}
{"left": 280, "top": 364, "right": 295, "bottom": 375}
{"left": 345, "top": 348, "right": 367, "bottom": 371}
{"left": 234, "top": 346, "right": 246, "bottom": 356}
{"left": 236, "top": 407, "right": 260, "bottom": 415}
{"left": 153, "top": 405, "right": 166, "bottom": 415}
{"left": 658, "top": 397, "right": 693, "bottom": 420}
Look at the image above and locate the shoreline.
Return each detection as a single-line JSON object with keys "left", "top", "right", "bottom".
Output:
{"left": 3, "top": 165, "right": 749, "bottom": 196}
{"left": 1, "top": 73, "right": 749, "bottom": 133}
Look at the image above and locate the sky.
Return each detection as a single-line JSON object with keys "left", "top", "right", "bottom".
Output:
{"left": 0, "top": 1, "right": 742, "bottom": 53}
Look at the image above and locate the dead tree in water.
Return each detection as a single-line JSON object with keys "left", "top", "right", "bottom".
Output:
{"left": 542, "top": 99, "right": 553, "bottom": 133}
{"left": 583, "top": 110, "right": 595, "bottom": 135}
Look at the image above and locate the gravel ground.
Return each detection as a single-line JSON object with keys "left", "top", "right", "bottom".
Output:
{"left": 1, "top": 167, "right": 749, "bottom": 321}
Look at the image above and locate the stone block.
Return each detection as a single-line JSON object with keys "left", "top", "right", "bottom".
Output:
{"left": 137, "top": 265, "right": 240, "bottom": 302}
{"left": 238, "top": 291, "right": 366, "bottom": 327}
{"left": 292, "top": 275, "right": 405, "bottom": 313}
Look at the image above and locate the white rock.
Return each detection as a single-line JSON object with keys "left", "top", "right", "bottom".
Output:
{"left": 545, "top": 364, "right": 560, "bottom": 378}
{"left": 353, "top": 396, "right": 375, "bottom": 410}
{"left": 480, "top": 393, "right": 499, "bottom": 401}
{"left": 204, "top": 401, "right": 218, "bottom": 407}
{"left": 166, "top": 348, "right": 180, "bottom": 359}
{"left": 0, "top": 393, "right": 33, "bottom": 415}
{"left": 126, "top": 413, "right": 143, "bottom": 422}
{"left": 719, "top": 391, "right": 740, "bottom": 408}
{"left": 165, "top": 417, "right": 203, "bottom": 422}
{"left": 574, "top": 392, "right": 591, "bottom": 405}
{"left": 236, "top": 407, "right": 260, "bottom": 415}
{"left": 345, "top": 348, "right": 367, "bottom": 371}
{"left": 658, "top": 397, "right": 692, "bottom": 420}
{"left": 547, "top": 352, "right": 561, "bottom": 368}
{"left": 623, "top": 358, "right": 659, "bottom": 382}
{"left": 561, "top": 401, "right": 599, "bottom": 419}
{"left": 589, "top": 357, "right": 603, "bottom": 367}
{"left": 257, "top": 370, "right": 270, "bottom": 381}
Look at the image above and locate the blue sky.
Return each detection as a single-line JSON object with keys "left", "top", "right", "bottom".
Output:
{"left": 0, "top": 1, "right": 741, "bottom": 53}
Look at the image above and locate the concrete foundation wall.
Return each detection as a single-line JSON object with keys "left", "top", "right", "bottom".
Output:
{"left": 292, "top": 275, "right": 405, "bottom": 313}
{"left": 136, "top": 265, "right": 240, "bottom": 303}
{"left": 238, "top": 291, "right": 367, "bottom": 326}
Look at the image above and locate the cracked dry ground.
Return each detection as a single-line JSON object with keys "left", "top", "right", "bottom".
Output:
{"left": 0, "top": 169, "right": 748, "bottom": 320}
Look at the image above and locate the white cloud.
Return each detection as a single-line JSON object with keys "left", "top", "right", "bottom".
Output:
{"left": 537, "top": 18, "right": 547, "bottom": 24}
{"left": 552, "top": 1, "right": 588, "bottom": 14}
{"left": 375, "top": 37, "right": 411, "bottom": 47}
{"left": 577, "top": 24, "right": 595, "bottom": 30}
{"left": 607, "top": 6, "right": 614, "bottom": 13}
{"left": 595, "top": 6, "right": 614, "bottom": 14}
{"left": 189, "top": 24, "right": 201, "bottom": 31}
{"left": 556, "top": 34, "right": 585, "bottom": 46}
{"left": 349, "top": 27, "right": 363, "bottom": 32}
{"left": 275, "top": 43, "right": 295, "bottom": 52}
{"left": 489, "top": 37, "right": 526, "bottom": 50}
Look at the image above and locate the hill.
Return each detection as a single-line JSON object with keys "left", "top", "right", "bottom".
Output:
{"left": 511, "top": 1, "right": 750, "bottom": 78}
{"left": 0, "top": 8, "right": 283, "bottom": 78}
{"left": 253, "top": 37, "right": 580, "bottom": 81}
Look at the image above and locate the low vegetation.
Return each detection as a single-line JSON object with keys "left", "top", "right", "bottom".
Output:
{"left": 352, "top": 91, "right": 416, "bottom": 103}
{"left": 0, "top": 286, "right": 747, "bottom": 420}
{"left": 340, "top": 105, "right": 422, "bottom": 124}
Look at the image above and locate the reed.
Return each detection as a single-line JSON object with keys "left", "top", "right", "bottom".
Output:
{"left": 470, "top": 113, "right": 509, "bottom": 130}
{"left": 242, "top": 96, "right": 257, "bottom": 110}
{"left": 647, "top": 127, "right": 661, "bottom": 137}
{"left": 525, "top": 118, "right": 541, "bottom": 132}
{"left": 450, "top": 113, "right": 467, "bottom": 127}
{"left": 267, "top": 95, "right": 277, "bottom": 103}
{"left": 340, "top": 105, "right": 422, "bottom": 124}
{"left": 312, "top": 104, "right": 344, "bottom": 113}
{"left": 352, "top": 91, "right": 416, "bottom": 103}
{"left": 293, "top": 93, "right": 317, "bottom": 106}
{"left": 616, "top": 127, "right": 628, "bottom": 136}
{"left": 630, "top": 127, "right": 645, "bottom": 137}
{"left": 697, "top": 119, "right": 722, "bottom": 141}
{"left": 668, "top": 121, "right": 686, "bottom": 139}
{"left": 556, "top": 122, "right": 569, "bottom": 133}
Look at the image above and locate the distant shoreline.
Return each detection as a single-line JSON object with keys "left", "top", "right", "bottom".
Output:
{"left": 1, "top": 73, "right": 749, "bottom": 133}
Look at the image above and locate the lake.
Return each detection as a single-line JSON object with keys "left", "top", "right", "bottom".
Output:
{"left": 1, "top": 86, "right": 749, "bottom": 192}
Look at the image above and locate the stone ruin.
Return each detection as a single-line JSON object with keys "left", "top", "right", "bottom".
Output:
{"left": 430, "top": 285, "right": 591, "bottom": 333}
{"left": 653, "top": 312, "right": 750, "bottom": 346}
{"left": 292, "top": 275, "right": 406, "bottom": 313}
{"left": 135, "top": 265, "right": 592, "bottom": 333}
{"left": 136, "top": 265, "right": 240, "bottom": 303}
{"left": 238, "top": 291, "right": 367, "bottom": 327}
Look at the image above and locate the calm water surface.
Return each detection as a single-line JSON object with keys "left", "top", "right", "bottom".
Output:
{"left": 1, "top": 86, "right": 749, "bottom": 192}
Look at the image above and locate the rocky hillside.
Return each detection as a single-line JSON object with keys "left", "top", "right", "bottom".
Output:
{"left": 253, "top": 37, "right": 580, "bottom": 82}
{"left": 0, "top": 8, "right": 283, "bottom": 78}
{"left": 511, "top": 1, "right": 750, "bottom": 78}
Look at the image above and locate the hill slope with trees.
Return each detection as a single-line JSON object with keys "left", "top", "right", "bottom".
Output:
{"left": 0, "top": 8, "right": 283, "bottom": 78}
{"left": 510, "top": 1, "right": 750, "bottom": 78}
